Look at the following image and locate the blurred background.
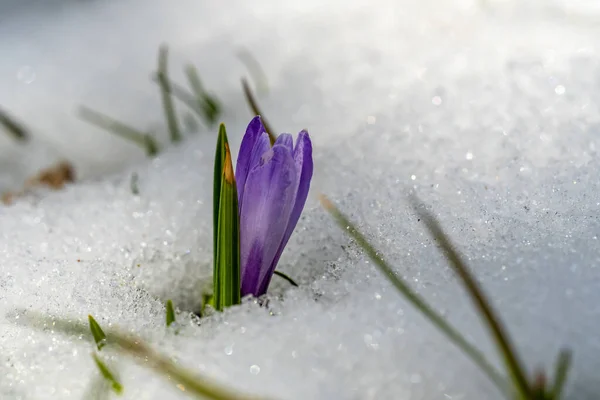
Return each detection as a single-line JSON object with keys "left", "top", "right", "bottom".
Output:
{"left": 1, "top": 0, "right": 598, "bottom": 191}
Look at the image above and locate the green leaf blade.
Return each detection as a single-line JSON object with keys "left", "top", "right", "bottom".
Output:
{"left": 0, "top": 107, "right": 30, "bottom": 142}
{"left": 549, "top": 349, "right": 572, "bottom": 399}
{"left": 88, "top": 315, "right": 107, "bottom": 351}
{"left": 213, "top": 129, "right": 240, "bottom": 311}
{"left": 157, "top": 45, "right": 181, "bottom": 143}
{"left": 78, "top": 106, "right": 159, "bottom": 157}
{"left": 92, "top": 353, "right": 123, "bottom": 395}
{"left": 12, "top": 310, "right": 267, "bottom": 400}
{"left": 240, "top": 78, "right": 276, "bottom": 145}
{"left": 213, "top": 124, "right": 227, "bottom": 310}
{"left": 319, "top": 194, "right": 509, "bottom": 396}
{"left": 408, "top": 195, "right": 532, "bottom": 399}
{"left": 185, "top": 65, "right": 221, "bottom": 126}
{"left": 166, "top": 299, "right": 176, "bottom": 327}
{"left": 130, "top": 173, "right": 140, "bottom": 195}
{"left": 237, "top": 49, "right": 269, "bottom": 96}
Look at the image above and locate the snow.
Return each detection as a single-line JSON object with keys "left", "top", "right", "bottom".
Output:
{"left": 1, "top": 0, "right": 600, "bottom": 398}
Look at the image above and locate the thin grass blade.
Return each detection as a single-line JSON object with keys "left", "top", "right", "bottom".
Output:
{"left": 157, "top": 45, "right": 181, "bottom": 143}
{"left": 185, "top": 65, "right": 221, "bottom": 126}
{"left": 237, "top": 49, "right": 269, "bottom": 95}
{"left": 201, "top": 293, "right": 214, "bottom": 316}
{"left": 151, "top": 73, "right": 201, "bottom": 113}
{"left": 273, "top": 270, "right": 299, "bottom": 287}
{"left": 92, "top": 353, "right": 123, "bottom": 394}
{"left": 531, "top": 370, "right": 548, "bottom": 399}
{"left": 113, "top": 327, "right": 264, "bottom": 400}
{"left": 166, "top": 299, "right": 176, "bottom": 327}
{"left": 408, "top": 195, "right": 531, "bottom": 398}
{"left": 12, "top": 310, "right": 268, "bottom": 400}
{"left": 0, "top": 107, "right": 29, "bottom": 141}
{"left": 130, "top": 173, "right": 140, "bottom": 195}
{"left": 79, "top": 106, "right": 159, "bottom": 156}
{"left": 319, "top": 194, "right": 509, "bottom": 396}
{"left": 202, "top": 96, "right": 221, "bottom": 125}
{"left": 88, "top": 315, "right": 107, "bottom": 351}
{"left": 549, "top": 349, "right": 572, "bottom": 399}
{"left": 143, "top": 134, "right": 159, "bottom": 156}
{"left": 183, "top": 112, "right": 200, "bottom": 133}
{"left": 241, "top": 78, "right": 276, "bottom": 144}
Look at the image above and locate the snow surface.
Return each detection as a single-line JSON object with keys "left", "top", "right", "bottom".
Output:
{"left": 1, "top": 0, "right": 600, "bottom": 398}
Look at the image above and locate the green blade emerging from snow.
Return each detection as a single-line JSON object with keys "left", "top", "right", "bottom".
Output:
{"left": 12, "top": 310, "right": 269, "bottom": 400}
{"left": 166, "top": 299, "right": 176, "bottom": 327}
{"left": 92, "top": 353, "right": 123, "bottom": 394}
{"left": 79, "top": 106, "right": 159, "bottom": 156}
{"left": 549, "top": 349, "right": 572, "bottom": 398}
{"left": 241, "top": 78, "right": 276, "bottom": 145}
{"left": 0, "top": 107, "right": 29, "bottom": 141}
{"left": 237, "top": 49, "right": 269, "bottom": 96}
{"left": 212, "top": 124, "right": 241, "bottom": 311}
{"left": 408, "top": 195, "right": 532, "bottom": 399}
{"left": 319, "top": 194, "right": 509, "bottom": 396}
{"left": 185, "top": 65, "right": 221, "bottom": 126}
{"left": 213, "top": 125, "right": 226, "bottom": 307}
{"left": 157, "top": 45, "right": 181, "bottom": 143}
{"left": 88, "top": 315, "right": 107, "bottom": 351}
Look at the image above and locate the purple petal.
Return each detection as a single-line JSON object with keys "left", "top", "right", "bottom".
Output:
{"left": 239, "top": 131, "right": 271, "bottom": 207}
{"left": 239, "top": 241, "right": 263, "bottom": 297}
{"left": 236, "top": 116, "right": 267, "bottom": 202}
{"left": 274, "top": 133, "right": 293, "bottom": 153}
{"left": 257, "top": 130, "right": 313, "bottom": 294}
{"left": 288, "top": 130, "right": 314, "bottom": 238}
{"left": 240, "top": 144, "right": 298, "bottom": 296}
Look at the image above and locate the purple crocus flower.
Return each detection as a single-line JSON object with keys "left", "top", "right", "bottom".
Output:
{"left": 236, "top": 116, "right": 313, "bottom": 297}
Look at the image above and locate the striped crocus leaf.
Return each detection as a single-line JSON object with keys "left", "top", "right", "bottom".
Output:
{"left": 212, "top": 124, "right": 241, "bottom": 311}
